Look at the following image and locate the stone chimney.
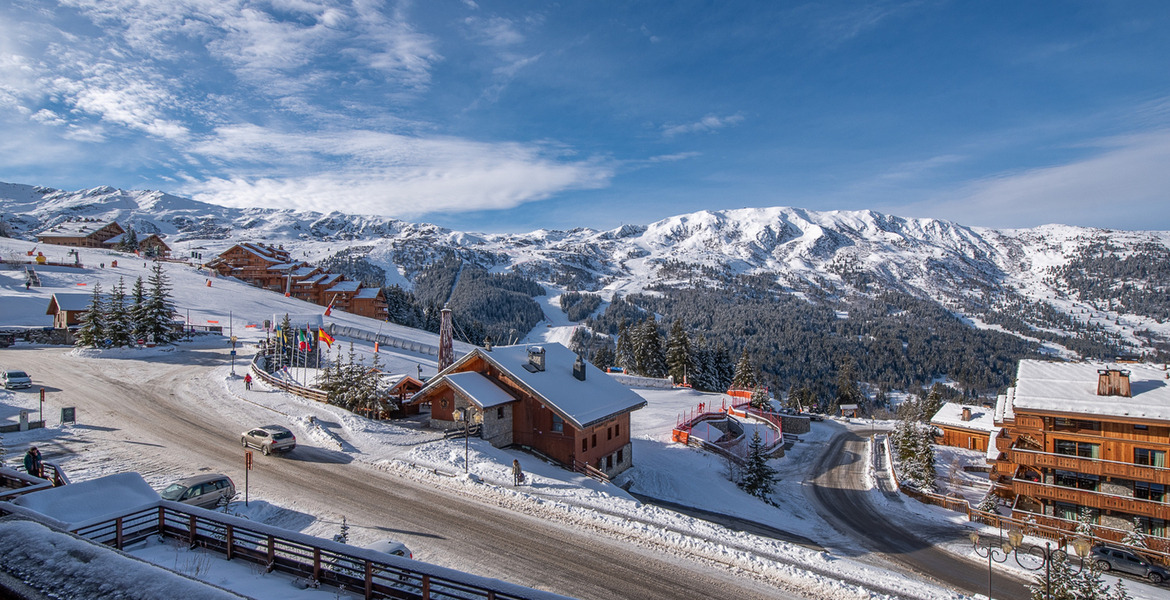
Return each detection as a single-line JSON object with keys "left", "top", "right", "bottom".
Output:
{"left": 573, "top": 355, "right": 587, "bottom": 381}
{"left": 961, "top": 407, "right": 971, "bottom": 422}
{"left": 1097, "top": 369, "right": 1131, "bottom": 397}
{"left": 483, "top": 336, "right": 492, "bottom": 352}
{"left": 526, "top": 346, "right": 545, "bottom": 372}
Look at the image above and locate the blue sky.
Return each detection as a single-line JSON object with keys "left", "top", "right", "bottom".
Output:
{"left": 1, "top": 1, "right": 1168, "bottom": 232}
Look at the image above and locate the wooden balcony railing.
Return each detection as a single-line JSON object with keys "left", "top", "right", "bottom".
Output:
{"left": 1010, "top": 448, "right": 1170, "bottom": 485}
{"left": 1012, "top": 479, "right": 1170, "bottom": 521}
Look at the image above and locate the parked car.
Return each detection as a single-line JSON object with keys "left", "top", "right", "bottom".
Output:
{"left": 160, "top": 474, "right": 236, "bottom": 510}
{"left": 241, "top": 425, "right": 296, "bottom": 455}
{"left": 1091, "top": 545, "right": 1168, "bottom": 584}
{"left": 2, "top": 370, "right": 33, "bottom": 389}
{"left": 364, "top": 539, "right": 413, "bottom": 559}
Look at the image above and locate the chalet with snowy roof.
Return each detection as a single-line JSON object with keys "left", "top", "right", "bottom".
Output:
{"left": 46, "top": 293, "right": 95, "bottom": 328}
{"left": 931, "top": 402, "right": 995, "bottom": 451}
{"left": 101, "top": 232, "right": 171, "bottom": 257}
{"left": 381, "top": 374, "right": 425, "bottom": 417}
{"left": 37, "top": 220, "right": 124, "bottom": 248}
{"left": 992, "top": 359, "right": 1170, "bottom": 537}
{"left": 204, "top": 243, "right": 293, "bottom": 290}
{"left": 410, "top": 342, "right": 647, "bottom": 477}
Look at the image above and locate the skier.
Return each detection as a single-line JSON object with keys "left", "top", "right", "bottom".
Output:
{"left": 512, "top": 459, "right": 524, "bottom": 486}
{"left": 244, "top": 373, "right": 253, "bottom": 390}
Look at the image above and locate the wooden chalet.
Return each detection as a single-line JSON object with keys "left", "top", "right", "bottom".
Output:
{"left": 46, "top": 293, "right": 95, "bottom": 328}
{"left": 204, "top": 243, "right": 295, "bottom": 290}
{"left": 37, "top": 220, "right": 124, "bottom": 248}
{"left": 102, "top": 232, "right": 171, "bottom": 257}
{"left": 381, "top": 374, "right": 424, "bottom": 417}
{"left": 931, "top": 402, "right": 995, "bottom": 451}
{"left": 991, "top": 360, "right": 1170, "bottom": 538}
{"left": 410, "top": 343, "right": 647, "bottom": 478}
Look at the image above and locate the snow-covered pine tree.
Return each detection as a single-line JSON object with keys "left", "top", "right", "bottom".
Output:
{"left": 1121, "top": 518, "right": 1147, "bottom": 549}
{"left": 106, "top": 277, "right": 133, "bottom": 348}
{"left": 333, "top": 516, "right": 349, "bottom": 544}
{"left": 835, "top": 355, "right": 863, "bottom": 414}
{"left": 75, "top": 282, "right": 105, "bottom": 347}
{"left": 730, "top": 348, "right": 757, "bottom": 389}
{"left": 117, "top": 229, "right": 139, "bottom": 252}
{"left": 130, "top": 276, "right": 147, "bottom": 343}
{"left": 590, "top": 345, "right": 615, "bottom": 371}
{"left": 713, "top": 343, "right": 735, "bottom": 392}
{"left": 750, "top": 388, "right": 771, "bottom": 410}
{"left": 739, "top": 430, "right": 777, "bottom": 499}
{"left": 143, "top": 263, "right": 176, "bottom": 343}
{"left": 615, "top": 322, "right": 635, "bottom": 373}
{"left": 665, "top": 320, "right": 693, "bottom": 384}
{"left": 635, "top": 317, "right": 666, "bottom": 378}
{"left": 976, "top": 493, "right": 1000, "bottom": 515}
{"left": 688, "top": 333, "right": 714, "bottom": 391}
{"left": 921, "top": 383, "right": 945, "bottom": 421}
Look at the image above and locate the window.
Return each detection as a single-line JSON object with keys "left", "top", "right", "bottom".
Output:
{"left": 617, "top": 449, "right": 623, "bottom": 464}
{"left": 607, "top": 427, "right": 612, "bottom": 441}
{"left": 1134, "top": 424, "right": 1148, "bottom": 430}
{"left": 606, "top": 455, "right": 613, "bottom": 469}
{"left": 1135, "top": 448, "right": 1166, "bottom": 467}
{"left": 552, "top": 414, "right": 564, "bottom": 433}
{"left": 591, "top": 434, "right": 597, "bottom": 448}
{"left": 1054, "top": 439, "right": 1099, "bottom": 459}
{"left": 582, "top": 438, "right": 588, "bottom": 453}
{"left": 615, "top": 424, "right": 621, "bottom": 437}
{"left": 1136, "top": 517, "right": 1166, "bottom": 537}
{"left": 1054, "top": 470, "right": 1098, "bottom": 491}
{"left": 497, "top": 406, "right": 504, "bottom": 419}
{"left": 1135, "top": 481, "right": 1165, "bottom": 502}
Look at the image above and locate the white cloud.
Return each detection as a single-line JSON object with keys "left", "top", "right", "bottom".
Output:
{"left": 661, "top": 113, "right": 745, "bottom": 137}
{"left": 895, "top": 129, "right": 1170, "bottom": 229}
{"left": 181, "top": 125, "right": 614, "bottom": 216}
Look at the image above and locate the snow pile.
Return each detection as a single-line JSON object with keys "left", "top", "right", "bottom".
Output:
{"left": 12, "top": 472, "right": 160, "bottom": 528}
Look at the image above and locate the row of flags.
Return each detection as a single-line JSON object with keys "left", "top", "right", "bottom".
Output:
{"left": 275, "top": 325, "right": 336, "bottom": 349}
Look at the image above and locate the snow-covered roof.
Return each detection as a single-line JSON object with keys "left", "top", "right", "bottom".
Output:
{"left": 296, "top": 274, "right": 327, "bottom": 285}
{"left": 930, "top": 402, "right": 996, "bottom": 433}
{"left": 37, "top": 220, "right": 121, "bottom": 238}
{"left": 467, "top": 343, "right": 646, "bottom": 429}
{"left": 355, "top": 287, "right": 382, "bottom": 299}
{"left": 12, "top": 472, "right": 160, "bottom": 529}
{"left": 328, "top": 281, "right": 360, "bottom": 293}
{"left": 986, "top": 427, "right": 1003, "bottom": 463}
{"left": 445, "top": 371, "right": 517, "bottom": 408}
{"left": 47, "top": 292, "right": 96, "bottom": 313}
{"left": 1010, "top": 359, "right": 1170, "bottom": 422}
{"left": 291, "top": 266, "right": 318, "bottom": 277}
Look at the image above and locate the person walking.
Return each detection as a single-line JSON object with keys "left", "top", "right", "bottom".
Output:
{"left": 244, "top": 373, "right": 253, "bottom": 391}
{"left": 23, "top": 446, "right": 43, "bottom": 479}
{"left": 512, "top": 459, "right": 524, "bottom": 486}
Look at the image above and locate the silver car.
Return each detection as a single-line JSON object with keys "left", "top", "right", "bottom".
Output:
{"left": 241, "top": 424, "right": 296, "bottom": 455}
{"left": 161, "top": 474, "right": 236, "bottom": 510}
{"left": 2, "top": 370, "right": 32, "bottom": 389}
{"left": 1091, "top": 545, "right": 1168, "bottom": 584}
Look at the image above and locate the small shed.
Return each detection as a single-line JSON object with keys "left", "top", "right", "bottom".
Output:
{"left": 46, "top": 293, "right": 95, "bottom": 328}
{"left": 380, "top": 374, "right": 424, "bottom": 417}
{"left": 839, "top": 403, "right": 859, "bottom": 418}
{"left": 930, "top": 402, "right": 995, "bottom": 451}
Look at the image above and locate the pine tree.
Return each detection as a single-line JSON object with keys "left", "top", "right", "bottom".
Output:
{"left": 689, "top": 333, "right": 714, "bottom": 391}
{"left": 750, "top": 388, "right": 771, "bottom": 410}
{"left": 739, "top": 430, "right": 777, "bottom": 499}
{"left": 634, "top": 317, "right": 666, "bottom": 378}
{"left": 713, "top": 343, "right": 735, "bottom": 392}
{"left": 75, "top": 283, "right": 105, "bottom": 347}
{"left": 615, "top": 322, "right": 635, "bottom": 373}
{"left": 333, "top": 516, "right": 350, "bottom": 544}
{"left": 921, "top": 383, "right": 945, "bottom": 421}
{"left": 590, "top": 345, "right": 615, "bottom": 371}
{"left": 106, "top": 277, "right": 133, "bottom": 347}
{"left": 117, "top": 229, "right": 139, "bottom": 252}
{"left": 976, "top": 494, "right": 999, "bottom": 515}
{"left": 1121, "top": 518, "right": 1147, "bottom": 549}
{"left": 835, "top": 355, "right": 862, "bottom": 413}
{"left": 143, "top": 263, "right": 176, "bottom": 343}
{"left": 731, "top": 348, "right": 757, "bottom": 389}
{"left": 130, "top": 276, "right": 148, "bottom": 343}
{"left": 665, "top": 320, "right": 693, "bottom": 384}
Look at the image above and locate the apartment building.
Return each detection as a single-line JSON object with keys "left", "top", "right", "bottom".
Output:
{"left": 991, "top": 359, "right": 1170, "bottom": 537}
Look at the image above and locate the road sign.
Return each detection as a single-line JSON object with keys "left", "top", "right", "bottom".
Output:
{"left": 61, "top": 407, "right": 76, "bottom": 424}
{"left": 230, "top": 350, "right": 237, "bottom": 356}
{"left": 245, "top": 450, "right": 253, "bottom": 470}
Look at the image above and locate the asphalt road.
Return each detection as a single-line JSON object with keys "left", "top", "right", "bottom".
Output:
{"left": 806, "top": 428, "right": 1033, "bottom": 600}
{"left": 4, "top": 347, "right": 801, "bottom": 600}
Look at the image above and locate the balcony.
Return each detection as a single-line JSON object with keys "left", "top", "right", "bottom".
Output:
{"left": 1010, "top": 448, "right": 1170, "bottom": 486}
{"left": 1012, "top": 479, "right": 1170, "bottom": 520}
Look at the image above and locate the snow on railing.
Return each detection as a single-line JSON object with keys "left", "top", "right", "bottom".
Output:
{"left": 329, "top": 324, "right": 440, "bottom": 357}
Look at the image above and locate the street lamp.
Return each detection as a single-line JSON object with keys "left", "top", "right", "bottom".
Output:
{"left": 970, "top": 532, "right": 1014, "bottom": 600}
{"left": 1003, "top": 529, "right": 1091, "bottom": 600}
{"left": 456, "top": 408, "right": 469, "bottom": 473}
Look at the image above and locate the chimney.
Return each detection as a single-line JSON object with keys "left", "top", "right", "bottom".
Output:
{"left": 1097, "top": 369, "right": 1131, "bottom": 397}
{"left": 527, "top": 346, "right": 545, "bottom": 372}
{"left": 438, "top": 306, "right": 454, "bottom": 371}
{"left": 483, "top": 336, "right": 492, "bottom": 352}
{"left": 573, "top": 355, "right": 587, "bottom": 381}
{"left": 961, "top": 407, "right": 971, "bottom": 422}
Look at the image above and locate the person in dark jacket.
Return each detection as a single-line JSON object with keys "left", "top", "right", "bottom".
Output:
{"left": 512, "top": 459, "right": 524, "bottom": 486}
{"left": 23, "top": 446, "right": 43, "bottom": 479}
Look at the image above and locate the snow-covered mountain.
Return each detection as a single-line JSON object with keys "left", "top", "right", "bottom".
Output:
{"left": 2, "top": 181, "right": 1168, "bottom": 357}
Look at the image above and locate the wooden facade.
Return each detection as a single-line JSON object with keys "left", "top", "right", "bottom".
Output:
{"left": 937, "top": 425, "right": 990, "bottom": 451}
{"left": 37, "top": 220, "right": 125, "bottom": 248}
{"left": 413, "top": 345, "right": 644, "bottom": 478}
{"left": 995, "top": 362, "right": 1170, "bottom": 537}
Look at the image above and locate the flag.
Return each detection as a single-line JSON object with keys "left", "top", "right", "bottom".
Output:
{"left": 324, "top": 298, "right": 334, "bottom": 316}
{"left": 318, "top": 329, "right": 335, "bottom": 348}
{"left": 304, "top": 327, "right": 312, "bottom": 351}
{"left": 297, "top": 329, "right": 306, "bottom": 351}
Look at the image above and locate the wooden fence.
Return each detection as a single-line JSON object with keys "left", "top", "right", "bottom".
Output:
{"left": 54, "top": 502, "right": 573, "bottom": 600}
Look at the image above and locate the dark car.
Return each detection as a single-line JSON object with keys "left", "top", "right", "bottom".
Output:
{"left": 241, "top": 424, "right": 296, "bottom": 455}
{"left": 1091, "top": 545, "right": 1168, "bottom": 584}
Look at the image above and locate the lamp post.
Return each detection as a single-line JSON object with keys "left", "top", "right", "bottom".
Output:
{"left": 1003, "top": 529, "right": 1092, "bottom": 600}
{"left": 970, "top": 532, "right": 1014, "bottom": 600}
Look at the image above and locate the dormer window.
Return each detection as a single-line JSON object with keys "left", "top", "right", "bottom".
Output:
{"left": 1097, "top": 368, "right": 1131, "bottom": 397}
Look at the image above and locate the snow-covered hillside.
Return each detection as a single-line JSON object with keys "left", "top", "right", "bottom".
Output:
{"left": 3, "top": 181, "right": 1168, "bottom": 357}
